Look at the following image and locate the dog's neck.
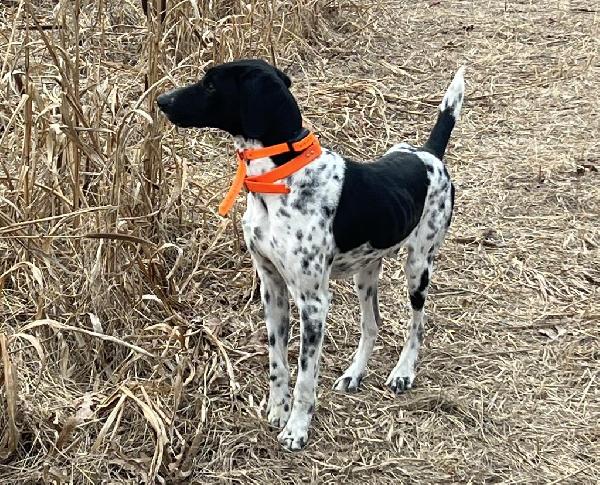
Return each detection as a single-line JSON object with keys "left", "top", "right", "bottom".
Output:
{"left": 233, "top": 127, "right": 310, "bottom": 173}
{"left": 233, "top": 137, "right": 275, "bottom": 177}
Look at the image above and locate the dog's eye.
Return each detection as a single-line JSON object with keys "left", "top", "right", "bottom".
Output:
{"left": 205, "top": 81, "right": 216, "bottom": 92}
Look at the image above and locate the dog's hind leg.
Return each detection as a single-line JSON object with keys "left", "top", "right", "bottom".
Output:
{"left": 386, "top": 162, "right": 454, "bottom": 394}
{"left": 334, "top": 259, "right": 382, "bottom": 392}
{"left": 385, "top": 245, "right": 432, "bottom": 394}
{"left": 252, "top": 255, "right": 292, "bottom": 428}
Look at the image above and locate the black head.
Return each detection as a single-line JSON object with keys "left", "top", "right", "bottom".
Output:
{"left": 157, "top": 59, "right": 303, "bottom": 147}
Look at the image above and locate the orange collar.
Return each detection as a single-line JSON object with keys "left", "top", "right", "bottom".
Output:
{"left": 218, "top": 132, "right": 322, "bottom": 216}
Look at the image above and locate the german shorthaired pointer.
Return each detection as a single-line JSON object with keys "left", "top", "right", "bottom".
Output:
{"left": 157, "top": 59, "right": 465, "bottom": 451}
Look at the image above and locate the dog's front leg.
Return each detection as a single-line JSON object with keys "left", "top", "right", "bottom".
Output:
{"left": 251, "top": 255, "right": 292, "bottom": 428}
{"left": 278, "top": 280, "right": 329, "bottom": 451}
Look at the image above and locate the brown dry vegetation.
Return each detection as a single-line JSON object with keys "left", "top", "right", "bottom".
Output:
{"left": 1, "top": 0, "right": 599, "bottom": 483}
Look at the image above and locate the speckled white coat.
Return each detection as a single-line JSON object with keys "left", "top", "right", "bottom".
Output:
{"left": 236, "top": 66, "right": 463, "bottom": 450}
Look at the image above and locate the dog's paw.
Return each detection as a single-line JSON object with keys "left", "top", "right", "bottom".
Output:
{"left": 385, "top": 365, "right": 415, "bottom": 395}
{"left": 267, "top": 397, "right": 291, "bottom": 428}
{"left": 333, "top": 372, "right": 364, "bottom": 393}
{"left": 277, "top": 418, "right": 309, "bottom": 451}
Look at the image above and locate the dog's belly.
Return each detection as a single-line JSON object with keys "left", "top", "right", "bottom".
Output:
{"left": 330, "top": 241, "right": 404, "bottom": 279}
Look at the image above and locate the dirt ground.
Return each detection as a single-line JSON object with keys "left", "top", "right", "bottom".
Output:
{"left": 1, "top": 0, "right": 599, "bottom": 483}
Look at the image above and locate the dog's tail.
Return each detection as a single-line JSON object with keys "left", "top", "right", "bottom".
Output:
{"left": 423, "top": 66, "right": 465, "bottom": 160}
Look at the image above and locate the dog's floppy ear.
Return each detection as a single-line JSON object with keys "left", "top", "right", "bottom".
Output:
{"left": 240, "top": 69, "right": 292, "bottom": 140}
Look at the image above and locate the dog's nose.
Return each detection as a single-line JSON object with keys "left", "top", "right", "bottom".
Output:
{"left": 156, "top": 93, "right": 173, "bottom": 111}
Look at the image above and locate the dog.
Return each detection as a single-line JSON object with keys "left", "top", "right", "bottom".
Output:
{"left": 157, "top": 59, "right": 465, "bottom": 451}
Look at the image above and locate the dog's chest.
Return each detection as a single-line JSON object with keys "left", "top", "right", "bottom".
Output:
{"left": 242, "top": 151, "right": 345, "bottom": 278}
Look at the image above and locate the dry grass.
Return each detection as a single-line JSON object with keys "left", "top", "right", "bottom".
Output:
{"left": 1, "top": 0, "right": 599, "bottom": 483}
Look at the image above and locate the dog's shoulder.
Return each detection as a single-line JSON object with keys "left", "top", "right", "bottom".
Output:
{"left": 285, "top": 148, "right": 345, "bottom": 219}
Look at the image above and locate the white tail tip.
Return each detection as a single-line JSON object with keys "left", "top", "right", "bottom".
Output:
{"left": 440, "top": 66, "right": 466, "bottom": 119}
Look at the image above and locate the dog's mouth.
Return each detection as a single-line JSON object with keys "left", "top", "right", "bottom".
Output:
{"left": 156, "top": 105, "right": 194, "bottom": 129}
{"left": 159, "top": 113, "right": 192, "bottom": 128}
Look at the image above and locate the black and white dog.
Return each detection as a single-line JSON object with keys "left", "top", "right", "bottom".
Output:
{"left": 157, "top": 59, "right": 465, "bottom": 451}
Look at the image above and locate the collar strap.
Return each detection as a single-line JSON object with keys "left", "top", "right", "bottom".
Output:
{"left": 218, "top": 132, "right": 322, "bottom": 216}
{"left": 237, "top": 131, "right": 315, "bottom": 161}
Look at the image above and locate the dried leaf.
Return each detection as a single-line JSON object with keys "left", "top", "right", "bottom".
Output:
{"left": 134, "top": 108, "right": 154, "bottom": 124}
{"left": 0, "top": 334, "right": 20, "bottom": 458}
{"left": 204, "top": 317, "right": 222, "bottom": 338}
{"left": 121, "top": 386, "right": 167, "bottom": 482}
{"left": 11, "top": 332, "right": 46, "bottom": 375}
{"left": 539, "top": 326, "right": 567, "bottom": 340}
{"left": 92, "top": 392, "right": 127, "bottom": 452}
{"left": 88, "top": 313, "right": 103, "bottom": 334}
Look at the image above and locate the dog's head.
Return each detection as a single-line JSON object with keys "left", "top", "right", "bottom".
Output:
{"left": 157, "top": 59, "right": 302, "bottom": 144}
